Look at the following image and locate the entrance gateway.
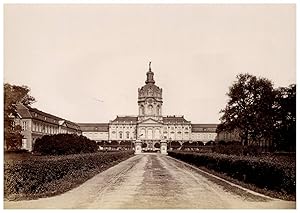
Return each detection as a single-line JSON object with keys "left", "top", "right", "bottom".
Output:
{"left": 134, "top": 140, "right": 167, "bottom": 154}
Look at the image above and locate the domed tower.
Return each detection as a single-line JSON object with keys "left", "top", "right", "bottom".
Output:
{"left": 138, "top": 62, "right": 163, "bottom": 122}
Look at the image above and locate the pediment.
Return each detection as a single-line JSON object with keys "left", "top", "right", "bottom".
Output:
{"left": 138, "top": 118, "right": 163, "bottom": 125}
{"left": 59, "top": 120, "right": 67, "bottom": 127}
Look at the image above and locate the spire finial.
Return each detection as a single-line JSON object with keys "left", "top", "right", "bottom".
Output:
{"left": 145, "top": 61, "right": 155, "bottom": 84}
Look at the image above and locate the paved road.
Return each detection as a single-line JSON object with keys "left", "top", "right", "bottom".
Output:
{"left": 5, "top": 154, "right": 295, "bottom": 209}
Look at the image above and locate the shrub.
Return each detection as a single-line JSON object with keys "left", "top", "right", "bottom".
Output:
{"left": 120, "top": 141, "right": 132, "bottom": 146}
{"left": 212, "top": 142, "right": 262, "bottom": 156}
{"left": 5, "top": 149, "right": 29, "bottom": 154}
{"left": 109, "top": 141, "right": 119, "bottom": 146}
{"left": 243, "top": 145, "right": 262, "bottom": 156}
{"left": 4, "top": 151, "right": 134, "bottom": 200}
{"left": 154, "top": 143, "right": 160, "bottom": 148}
{"left": 97, "top": 141, "right": 105, "bottom": 146}
{"left": 217, "top": 140, "right": 226, "bottom": 145}
{"left": 168, "top": 141, "right": 181, "bottom": 149}
{"left": 168, "top": 151, "right": 295, "bottom": 196}
{"left": 198, "top": 141, "right": 205, "bottom": 146}
{"left": 33, "top": 134, "right": 98, "bottom": 155}
{"left": 212, "top": 144, "right": 244, "bottom": 155}
{"left": 205, "top": 141, "right": 215, "bottom": 146}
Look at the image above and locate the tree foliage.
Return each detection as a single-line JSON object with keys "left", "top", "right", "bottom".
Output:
{"left": 33, "top": 134, "right": 98, "bottom": 155}
{"left": 218, "top": 74, "right": 276, "bottom": 145}
{"left": 273, "top": 84, "right": 296, "bottom": 151}
{"left": 4, "top": 83, "right": 35, "bottom": 150}
{"left": 218, "top": 74, "right": 296, "bottom": 151}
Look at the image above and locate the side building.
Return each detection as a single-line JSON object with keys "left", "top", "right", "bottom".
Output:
{"left": 15, "top": 103, "right": 82, "bottom": 151}
{"left": 191, "top": 124, "right": 218, "bottom": 143}
{"left": 215, "top": 129, "right": 241, "bottom": 143}
{"left": 77, "top": 123, "right": 109, "bottom": 142}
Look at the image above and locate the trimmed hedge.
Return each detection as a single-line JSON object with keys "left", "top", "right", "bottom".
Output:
{"left": 168, "top": 151, "right": 295, "bottom": 196}
{"left": 33, "top": 134, "right": 98, "bottom": 155}
{"left": 212, "top": 143, "right": 263, "bottom": 156}
{"left": 4, "top": 151, "right": 134, "bottom": 200}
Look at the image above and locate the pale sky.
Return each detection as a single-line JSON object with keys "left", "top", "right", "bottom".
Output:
{"left": 4, "top": 4, "right": 295, "bottom": 123}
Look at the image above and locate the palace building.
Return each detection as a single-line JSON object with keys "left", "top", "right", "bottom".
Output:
{"left": 15, "top": 63, "right": 218, "bottom": 152}
{"left": 79, "top": 63, "right": 218, "bottom": 151}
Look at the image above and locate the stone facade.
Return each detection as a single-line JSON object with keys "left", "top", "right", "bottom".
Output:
{"left": 215, "top": 129, "right": 241, "bottom": 142}
{"left": 15, "top": 103, "right": 81, "bottom": 151}
{"left": 77, "top": 123, "right": 109, "bottom": 141}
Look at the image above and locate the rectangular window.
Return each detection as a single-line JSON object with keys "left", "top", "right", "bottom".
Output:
{"left": 22, "top": 121, "right": 27, "bottom": 130}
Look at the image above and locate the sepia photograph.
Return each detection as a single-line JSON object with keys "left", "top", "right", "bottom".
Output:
{"left": 2, "top": 1, "right": 297, "bottom": 209}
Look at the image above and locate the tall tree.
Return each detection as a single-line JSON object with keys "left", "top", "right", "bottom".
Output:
{"left": 218, "top": 73, "right": 276, "bottom": 146}
{"left": 4, "top": 83, "right": 35, "bottom": 150}
{"left": 273, "top": 84, "right": 296, "bottom": 151}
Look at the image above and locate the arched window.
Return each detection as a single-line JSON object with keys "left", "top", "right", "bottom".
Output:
{"left": 140, "top": 129, "right": 146, "bottom": 139}
{"left": 155, "top": 129, "right": 160, "bottom": 139}
{"left": 126, "top": 131, "right": 130, "bottom": 139}
{"left": 140, "top": 105, "right": 144, "bottom": 115}
{"left": 170, "top": 131, "right": 175, "bottom": 140}
{"left": 119, "top": 131, "right": 123, "bottom": 139}
{"left": 147, "top": 129, "right": 153, "bottom": 139}
{"left": 148, "top": 105, "right": 153, "bottom": 115}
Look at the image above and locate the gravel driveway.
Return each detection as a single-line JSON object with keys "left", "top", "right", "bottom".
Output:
{"left": 4, "top": 153, "right": 296, "bottom": 209}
